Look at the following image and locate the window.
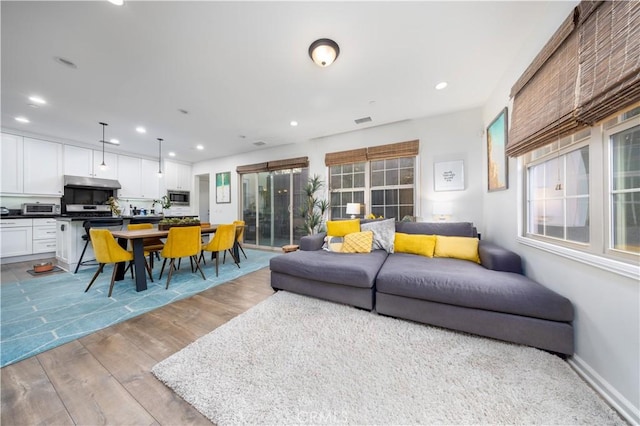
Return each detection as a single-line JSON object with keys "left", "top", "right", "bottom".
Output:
{"left": 329, "top": 157, "right": 415, "bottom": 220}
{"left": 523, "top": 107, "right": 640, "bottom": 265}
{"left": 370, "top": 158, "right": 415, "bottom": 219}
{"left": 329, "top": 163, "right": 365, "bottom": 219}
{"left": 608, "top": 119, "right": 640, "bottom": 255}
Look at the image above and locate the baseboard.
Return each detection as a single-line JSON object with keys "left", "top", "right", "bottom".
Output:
{"left": 569, "top": 355, "right": 639, "bottom": 425}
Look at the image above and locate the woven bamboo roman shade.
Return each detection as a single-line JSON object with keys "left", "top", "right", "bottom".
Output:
{"left": 325, "top": 140, "right": 419, "bottom": 166}
{"left": 236, "top": 162, "right": 268, "bottom": 173}
{"left": 576, "top": 0, "right": 640, "bottom": 125}
{"left": 325, "top": 148, "right": 368, "bottom": 167}
{"left": 507, "top": 13, "right": 584, "bottom": 157}
{"left": 366, "top": 140, "right": 419, "bottom": 161}
{"left": 507, "top": 0, "right": 640, "bottom": 157}
{"left": 236, "top": 157, "right": 308, "bottom": 174}
{"left": 267, "top": 157, "right": 308, "bottom": 171}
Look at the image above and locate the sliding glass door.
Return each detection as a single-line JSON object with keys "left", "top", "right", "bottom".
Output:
{"left": 241, "top": 168, "right": 308, "bottom": 248}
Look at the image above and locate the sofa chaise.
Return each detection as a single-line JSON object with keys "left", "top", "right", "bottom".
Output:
{"left": 269, "top": 221, "right": 574, "bottom": 355}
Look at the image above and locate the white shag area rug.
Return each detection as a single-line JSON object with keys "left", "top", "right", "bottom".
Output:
{"left": 152, "top": 291, "right": 624, "bottom": 425}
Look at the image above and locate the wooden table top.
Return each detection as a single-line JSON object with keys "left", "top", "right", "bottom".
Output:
{"left": 111, "top": 225, "right": 219, "bottom": 240}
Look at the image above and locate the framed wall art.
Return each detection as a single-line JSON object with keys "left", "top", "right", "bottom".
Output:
{"left": 487, "top": 107, "right": 508, "bottom": 191}
{"left": 434, "top": 160, "right": 464, "bottom": 191}
{"left": 216, "top": 171, "right": 231, "bottom": 204}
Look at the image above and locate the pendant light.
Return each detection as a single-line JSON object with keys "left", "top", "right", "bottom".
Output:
{"left": 157, "top": 138, "right": 163, "bottom": 178}
{"left": 99, "top": 122, "right": 108, "bottom": 171}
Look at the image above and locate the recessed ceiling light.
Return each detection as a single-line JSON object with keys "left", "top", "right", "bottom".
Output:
{"left": 28, "top": 96, "right": 46, "bottom": 105}
{"left": 196, "top": 144, "right": 204, "bottom": 150}
{"left": 290, "top": 120, "right": 298, "bottom": 127}
{"left": 168, "top": 152, "right": 176, "bottom": 157}
{"left": 110, "top": 138, "right": 120, "bottom": 145}
{"left": 135, "top": 126, "right": 146, "bottom": 134}
{"left": 435, "top": 82, "right": 448, "bottom": 90}
{"left": 108, "top": 0, "right": 124, "bottom": 5}
{"left": 15, "top": 116, "right": 30, "bottom": 123}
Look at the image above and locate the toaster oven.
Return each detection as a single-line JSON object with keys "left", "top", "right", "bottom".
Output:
{"left": 22, "top": 203, "right": 61, "bottom": 216}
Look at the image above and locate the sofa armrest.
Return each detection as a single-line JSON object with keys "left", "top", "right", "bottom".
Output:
{"left": 478, "top": 241, "right": 523, "bottom": 274}
{"left": 300, "top": 232, "right": 326, "bottom": 251}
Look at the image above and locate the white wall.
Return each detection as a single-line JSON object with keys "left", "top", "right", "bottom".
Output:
{"left": 192, "top": 107, "right": 484, "bottom": 227}
{"left": 481, "top": 24, "right": 640, "bottom": 426}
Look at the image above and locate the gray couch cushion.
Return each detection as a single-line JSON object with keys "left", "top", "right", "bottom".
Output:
{"left": 270, "top": 249, "right": 388, "bottom": 289}
{"left": 376, "top": 253, "right": 574, "bottom": 322}
{"left": 395, "top": 221, "right": 477, "bottom": 237}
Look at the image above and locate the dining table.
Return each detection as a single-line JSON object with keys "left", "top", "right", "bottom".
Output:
{"left": 111, "top": 224, "right": 242, "bottom": 292}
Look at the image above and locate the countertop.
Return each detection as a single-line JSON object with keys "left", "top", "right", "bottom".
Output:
{"left": 1, "top": 215, "right": 60, "bottom": 220}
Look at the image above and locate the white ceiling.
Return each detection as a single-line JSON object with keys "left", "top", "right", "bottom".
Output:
{"left": 1, "top": 1, "right": 577, "bottom": 164}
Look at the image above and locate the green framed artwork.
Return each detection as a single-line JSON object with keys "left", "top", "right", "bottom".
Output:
{"left": 487, "top": 107, "right": 508, "bottom": 192}
{"left": 216, "top": 171, "right": 231, "bottom": 203}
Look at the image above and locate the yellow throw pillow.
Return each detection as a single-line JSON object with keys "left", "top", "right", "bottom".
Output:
{"left": 394, "top": 233, "right": 436, "bottom": 257}
{"left": 434, "top": 235, "right": 480, "bottom": 263}
{"left": 326, "top": 219, "right": 360, "bottom": 237}
{"left": 341, "top": 231, "right": 374, "bottom": 253}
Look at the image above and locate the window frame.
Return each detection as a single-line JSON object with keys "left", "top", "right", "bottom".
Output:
{"left": 518, "top": 108, "right": 640, "bottom": 278}
{"left": 328, "top": 156, "right": 417, "bottom": 221}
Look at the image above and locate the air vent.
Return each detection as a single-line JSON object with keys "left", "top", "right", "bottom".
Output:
{"left": 354, "top": 116, "right": 372, "bottom": 124}
{"left": 253, "top": 141, "right": 266, "bottom": 146}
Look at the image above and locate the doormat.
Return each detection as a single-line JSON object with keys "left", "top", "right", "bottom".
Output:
{"left": 26, "top": 266, "right": 67, "bottom": 276}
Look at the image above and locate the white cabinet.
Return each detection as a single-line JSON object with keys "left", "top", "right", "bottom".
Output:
{"left": 23, "top": 138, "right": 63, "bottom": 196}
{"left": 32, "top": 218, "right": 57, "bottom": 254}
{"left": 141, "top": 159, "right": 160, "bottom": 199}
{"left": 0, "top": 219, "right": 33, "bottom": 257}
{"left": 64, "top": 145, "right": 117, "bottom": 179}
{"left": 118, "top": 155, "right": 160, "bottom": 199}
{"left": 164, "top": 161, "right": 192, "bottom": 190}
{"left": 56, "top": 219, "right": 71, "bottom": 264}
{"left": 1, "top": 133, "right": 24, "bottom": 193}
{"left": 117, "top": 155, "right": 142, "bottom": 198}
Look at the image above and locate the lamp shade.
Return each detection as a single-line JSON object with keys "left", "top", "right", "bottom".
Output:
{"left": 346, "top": 203, "right": 361, "bottom": 218}
{"left": 309, "top": 38, "right": 340, "bottom": 67}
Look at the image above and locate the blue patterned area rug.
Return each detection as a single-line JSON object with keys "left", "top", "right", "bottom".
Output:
{"left": 0, "top": 249, "right": 277, "bottom": 367}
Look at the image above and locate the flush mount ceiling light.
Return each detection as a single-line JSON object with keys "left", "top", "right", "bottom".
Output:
{"left": 99, "top": 122, "right": 109, "bottom": 171}
{"left": 15, "top": 116, "right": 30, "bottom": 123}
{"left": 309, "top": 38, "right": 340, "bottom": 67}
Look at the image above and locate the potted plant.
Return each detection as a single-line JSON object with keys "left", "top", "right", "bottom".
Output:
{"left": 299, "top": 174, "right": 329, "bottom": 235}
{"left": 106, "top": 196, "right": 121, "bottom": 216}
{"left": 158, "top": 217, "right": 201, "bottom": 230}
{"left": 153, "top": 195, "right": 172, "bottom": 214}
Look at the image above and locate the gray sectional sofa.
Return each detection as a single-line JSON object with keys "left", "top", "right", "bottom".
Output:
{"left": 269, "top": 221, "right": 574, "bottom": 355}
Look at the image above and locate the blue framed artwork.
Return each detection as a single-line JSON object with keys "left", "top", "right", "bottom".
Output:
{"left": 487, "top": 108, "right": 508, "bottom": 192}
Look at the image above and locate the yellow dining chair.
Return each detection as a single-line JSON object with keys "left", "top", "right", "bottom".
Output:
{"left": 85, "top": 229, "right": 153, "bottom": 297}
{"left": 159, "top": 226, "right": 205, "bottom": 289}
{"left": 233, "top": 220, "right": 248, "bottom": 259}
{"left": 200, "top": 223, "right": 239, "bottom": 276}
{"left": 223, "top": 220, "right": 247, "bottom": 263}
{"left": 127, "top": 223, "right": 164, "bottom": 268}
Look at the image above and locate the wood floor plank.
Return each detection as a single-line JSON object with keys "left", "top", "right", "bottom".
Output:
{"left": 81, "top": 331, "right": 211, "bottom": 425}
{"left": 37, "top": 340, "right": 157, "bottom": 425}
{"left": 0, "top": 356, "right": 74, "bottom": 425}
{"left": 1, "top": 261, "right": 274, "bottom": 425}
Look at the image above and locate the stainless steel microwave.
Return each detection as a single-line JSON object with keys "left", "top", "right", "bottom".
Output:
{"left": 167, "top": 190, "right": 190, "bottom": 206}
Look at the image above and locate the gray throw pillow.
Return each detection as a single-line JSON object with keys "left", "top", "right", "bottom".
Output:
{"left": 361, "top": 218, "right": 395, "bottom": 253}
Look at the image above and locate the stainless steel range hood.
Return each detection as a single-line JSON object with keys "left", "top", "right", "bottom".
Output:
{"left": 64, "top": 175, "right": 122, "bottom": 189}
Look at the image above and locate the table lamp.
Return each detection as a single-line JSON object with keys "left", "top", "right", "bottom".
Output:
{"left": 346, "top": 203, "right": 361, "bottom": 219}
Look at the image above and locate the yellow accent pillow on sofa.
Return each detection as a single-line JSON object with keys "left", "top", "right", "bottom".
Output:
{"left": 341, "top": 231, "right": 374, "bottom": 253}
{"left": 394, "top": 232, "right": 436, "bottom": 257}
{"left": 434, "top": 235, "right": 480, "bottom": 263}
{"left": 326, "top": 219, "right": 360, "bottom": 237}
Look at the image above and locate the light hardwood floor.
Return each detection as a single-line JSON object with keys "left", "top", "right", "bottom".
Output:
{"left": 1, "top": 258, "right": 274, "bottom": 425}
